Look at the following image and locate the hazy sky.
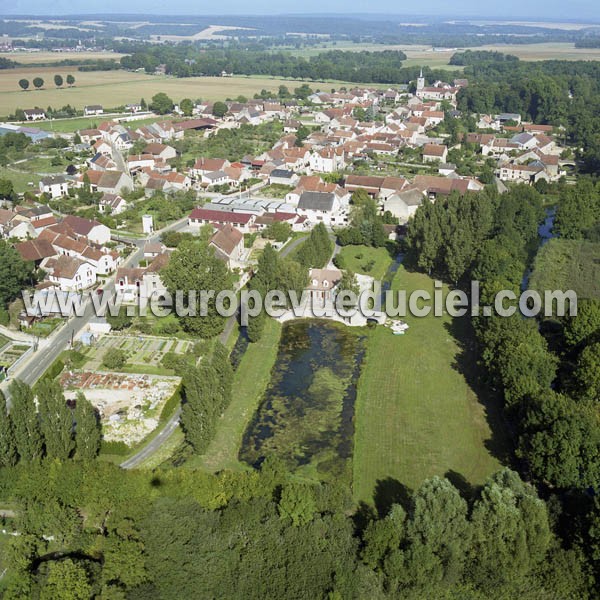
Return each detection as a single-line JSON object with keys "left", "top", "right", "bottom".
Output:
{"left": 2, "top": 1, "right": 599, "bottom": 21}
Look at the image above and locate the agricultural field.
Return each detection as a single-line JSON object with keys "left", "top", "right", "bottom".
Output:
{"left": 290, "top": 41, "right": 600, "bottom": 68}
{"left": 0, "top": 165, "right": 41, "bottom": 193}
{"left": 0, "top": 67, "right": 360, "bottom": 117}
{"left": 0, "top": 51, "right": 125, "bottom": 65}
{"left": 0, "top": 343, "right": 31, "bottom": 369}
{"left": 353, "top": 266, "right": 507, "bottom": 503}
{"left": 529, "top": 238, "right": 600, "bottom": 301}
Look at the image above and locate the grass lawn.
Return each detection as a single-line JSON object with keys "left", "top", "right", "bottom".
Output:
{"left": 256, "top": 183, "right": 294, "bottom": 199}
{"left": 529, "top": 238, "right": 600, "bottom": 301}
{"left": 32, "top": 116, "right": 115, "bottom": 132}
{"left": 337, "top": 244, "right": 394, "bottom": 281}
{"left": 197, "top": 318, "right": 282, "bottom": 472}
{"left": 353, "top": 266, "right": 508, "bottom": 503}
{"left": 0, "top": 165, "right": 41, "bottom": 192}
{"left": 0, "top": 334, "right": 10, "bottom": 349}
{"left": 11, "top": 155, "right": 64, "bottom": 173}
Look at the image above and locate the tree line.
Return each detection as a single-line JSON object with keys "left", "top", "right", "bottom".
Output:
{"left": 0, "top": 379, "right": 100, "bottom": 466}
{"left": 17, "top": 73, "right": 75, "bottom": 91}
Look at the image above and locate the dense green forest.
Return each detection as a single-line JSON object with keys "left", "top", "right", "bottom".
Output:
{"left": 0, "top": 455, "right": 593, "bottom": 598}
{"left": 121, "top": 48, "right": 412, "bottom": 83}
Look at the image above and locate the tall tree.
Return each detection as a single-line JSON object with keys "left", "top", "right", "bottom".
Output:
{"left": 517, "top": 391, "right": 600, "bottom": 489}
{"left": 8, "top": 380, "right": 43, "bottom": 462}
{"left": 181, "top": 365, "right": 220, "bottom": 453}
{"left": 404, "top": 477, "right": 471, "bottom": 588}
{"left": 0, "top": 240, "right": 34, "bottom": 309}
{"left": 211, "top": 342, "right": 233, "bottom": 415}
{"left": 18, "top": 78, "right": 29, "bottom": 91}
{"left": 0, "top": 390, "right": 17, "bottom": 467}
{"left": 32, "top": 77, "right": 44, "bottom": 89}
{"left": 469, "top": 469, "right": 551, "bottom": 591}
{"left": 74, "top": 392, "right": 101, "bottom": 460}
{"left": 39, "top": 559, "right": 92, "bottom": 600}
{"left": 212, "top": 101, "right": 228, "bottom": 118}
{"left": 179, "top": 97, "right": 193, "bottom": 116}
{"left": 149, "top": 92, "right": 174, "bottom": 115}
{"left": 66, "top": 74, "right": 75, "bottom": 86}
{"left": 161, "top": 240, "right": 231, "bottom": 338}
{"left": 53, "top": 74, "right": 63, "bottom": 88}
{"left": 37, "top": 379, "right": 74, "bottom": 460}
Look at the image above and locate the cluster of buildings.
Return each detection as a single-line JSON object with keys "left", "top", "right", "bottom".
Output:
{"left": 3, "top": 73, "right": 570, "bottom": 313}
{"left": 12, "top": 213, "right": 119, "bottom": 292}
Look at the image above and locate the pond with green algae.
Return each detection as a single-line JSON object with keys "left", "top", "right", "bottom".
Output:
{"left": 239, "top": 320, "right": 367, "bottom": 484}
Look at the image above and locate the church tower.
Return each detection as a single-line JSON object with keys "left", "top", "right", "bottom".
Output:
{"left": 417, "top": 68, "right": 425, "bottom": 91}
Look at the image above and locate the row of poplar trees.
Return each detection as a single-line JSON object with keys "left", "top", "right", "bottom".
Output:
{"left": 0, "top": 379, "right": 100, "bottom": 466}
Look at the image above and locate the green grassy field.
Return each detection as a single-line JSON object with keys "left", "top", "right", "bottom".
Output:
{"left": 337, "top": 244, "right": 394, "bottom": 281}
{"left": 353, "top": 266, "right": 507, "bottom": 503}
{"left": 198, "top": 318, "right": 282, "bottom": 472}
{"left": 529, "top": 238, "right": 600, "bottom": 301}
{"left": 0, "top": 165, "right": 41, "bottom": 192}
{"left": 31, "top": 116, "right": 114, "bottom": 132}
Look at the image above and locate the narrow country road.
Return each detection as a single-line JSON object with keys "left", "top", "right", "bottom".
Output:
{"left": 120, "top": 407, "right": 182, "bottom": 469}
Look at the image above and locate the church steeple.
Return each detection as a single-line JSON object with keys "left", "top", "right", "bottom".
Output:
{"left": 417, "top": 68, "right": 425, "bottom": 91}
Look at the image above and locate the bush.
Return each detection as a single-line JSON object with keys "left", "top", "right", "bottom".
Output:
{"left": 45, "top": 358, "right": 65, "bottom": 380}
{"left": 363, "top": 259, "right": 376, "bottom": 273}
{"left": 193, "top": 340, "right": 210, "bottom": 357}
{"left": 160, "top": 386, "right": 182, "bottom": 423}
{"left": 332, "top": 255, "right": 346, "bottom": 270}
{"left": 100, "top": 440, "right": 130, "bottom": 456}
{"left": 106, "top": 311, "right": 132, "bottom": 331}
{"left": 154, "top": 318, "right": 180, "bottom": 335}
{"left": 63, "top": 350, "right": 87, "bottom": 369}
{"left": 102, "top": 348, "right": 127, "bottom": 370}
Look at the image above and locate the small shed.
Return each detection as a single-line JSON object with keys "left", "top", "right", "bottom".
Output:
{"left": 80, "top": 332, "right": 95, "bottom": 346}
{"left": 88, "top": 317, "right": 112, "bottom": 335}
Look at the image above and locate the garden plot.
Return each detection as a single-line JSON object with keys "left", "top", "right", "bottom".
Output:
{"left": 84, "top": 335, "right": 193, "bottom": 372}
{"left": 0, "top": 343, "right": 32, "bottom": 369}
{"left": 60, "top": 371, "right": 180, "bottom": 446}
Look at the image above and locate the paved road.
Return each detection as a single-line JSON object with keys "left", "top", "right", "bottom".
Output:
{"left": 280, "top": 235, "right": 308, "bottom": 258}
{"left": 120, "top": 407, "right": 182, "bottom": 469}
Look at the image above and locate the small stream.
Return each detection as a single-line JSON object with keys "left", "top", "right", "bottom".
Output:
{"left": 521, "top": 207, "right": 557, "bottom": 291}
{"left": 379, "top": 252, "right": 405, "bottom": 306}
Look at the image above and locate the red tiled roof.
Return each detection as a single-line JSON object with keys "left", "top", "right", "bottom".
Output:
{"left": 189, "top": 208, "right": 253, "bottom": 225}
